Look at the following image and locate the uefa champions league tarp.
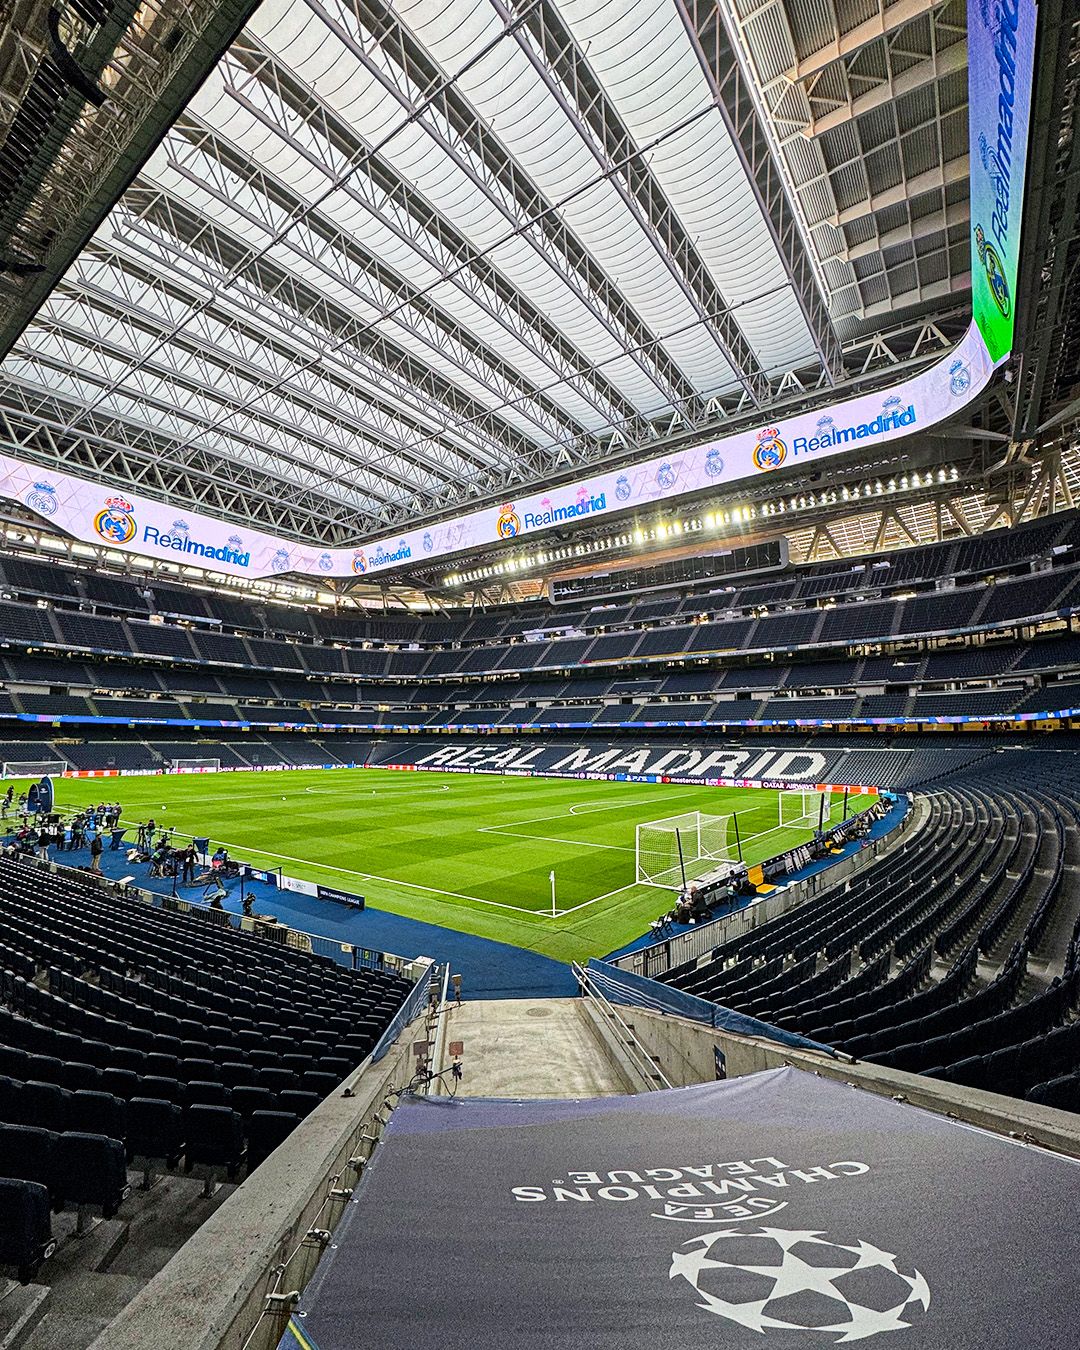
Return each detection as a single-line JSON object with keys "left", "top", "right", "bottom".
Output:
{"left": 279, "top": 1068, "right": 1080, "bottom": 1350}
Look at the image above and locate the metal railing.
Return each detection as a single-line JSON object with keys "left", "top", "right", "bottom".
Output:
{"left": 573, "top": 961, "right": 674, "bottom": 1091}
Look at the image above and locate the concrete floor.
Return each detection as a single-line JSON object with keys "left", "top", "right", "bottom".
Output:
{"left": 437, "top": 997, "right": 628, "bottom": 1098}
{"left": 1, "top": 1173, "right": 235, "bottom": 1350}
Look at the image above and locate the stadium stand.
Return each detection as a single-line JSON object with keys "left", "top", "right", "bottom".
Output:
{"left": 654, "top": 758, "right": 1080, "bottom": 1106}
{"left": 0, "top": 853, "right": 413, "bottom": 1256}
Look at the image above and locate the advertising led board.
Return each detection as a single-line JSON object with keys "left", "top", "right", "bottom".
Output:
{"left": 968, "top": 0, "right": 1038, "bottom": 363}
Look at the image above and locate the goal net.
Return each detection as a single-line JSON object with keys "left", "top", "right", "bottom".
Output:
{"left": 635, "top": 811, "right": 735, "bottom": 889}
{"left": 172, "top": 758, "right": 221, "bottom": 774}
{"left": 1, "top": 760, "right": 66, "bottom": 781}
{"left": 779, "top": 789, "right": 840, "bottom": 831}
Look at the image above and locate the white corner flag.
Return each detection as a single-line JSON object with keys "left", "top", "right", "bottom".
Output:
{"left": 550, "top": 870, "right": 556, "bottom": 918}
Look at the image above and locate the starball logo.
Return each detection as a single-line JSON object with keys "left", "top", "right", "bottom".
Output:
{"left": 94, "top": 496, "right": 137, "bottom": 545}
{"left": 510, "top": 1154, "right": 930, "bottom": 1341}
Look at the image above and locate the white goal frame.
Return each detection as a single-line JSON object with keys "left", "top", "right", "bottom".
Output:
{"left": 780, "top": 789, "right": 823, "bottom": 829}
{"left": 172, "top": 758, "right": 221, "bottom": 774}
{"left": 1, "top": 759, "right": 66, "bottom": 781}
{"left": 635, "top": 811, "right": 736, "bottom": 889}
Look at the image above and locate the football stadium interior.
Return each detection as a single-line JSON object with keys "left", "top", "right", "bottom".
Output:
{"left": 0, "top": 0, "right": 1079, "bottom": 1344}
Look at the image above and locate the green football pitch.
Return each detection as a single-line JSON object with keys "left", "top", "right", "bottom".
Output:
{"left": 34, "top": 770, "right": 845, "bottom": 964}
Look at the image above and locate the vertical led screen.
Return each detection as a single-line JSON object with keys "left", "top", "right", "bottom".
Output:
{"left": 968, "top": 0, "right": 1039, "bottom": 364}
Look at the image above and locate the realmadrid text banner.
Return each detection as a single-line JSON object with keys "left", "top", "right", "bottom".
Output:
{"left": 0, "top": 322, "right": 994, "bottom": 581}
{"left": 968, "top": 0, "right": 1038, "bottom": 364}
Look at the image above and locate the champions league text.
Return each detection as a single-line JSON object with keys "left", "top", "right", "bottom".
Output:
{"left": 510, "top": 1158, "right": 871, "bottom": 1217}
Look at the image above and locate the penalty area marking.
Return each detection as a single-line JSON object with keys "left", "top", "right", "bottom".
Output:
{"left": 301, "top": 783, "right": 452, "bottom": 797}
{"left": 159, "top": 829, "right": 547, "bottom": 917}
{"left": 476, "top": 825, "right": 634, "bottom": 852}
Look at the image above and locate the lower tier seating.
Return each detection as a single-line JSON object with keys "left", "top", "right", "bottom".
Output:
{"left": 0, "top": 855, "right": 412, "bottom": 1284}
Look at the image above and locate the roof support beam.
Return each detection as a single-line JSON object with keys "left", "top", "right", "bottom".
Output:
{"left": 0, "top": 387, "right": 369, "bottom": 542}
{"left": 497, "top": 0, "right": 769, "bottom": 404}
{"left": 801, "top": 39, "right": 966, "bottom": 138}
{"left": 328, "top": 0, "right": 711, "bottom": 425}
{"left": 825, "top": 155, "right": 968, "bottom": 228}
{"left": 790, "top": 0, "right": 946, "bottom": 80}
{"left": 674, "top": 0, "right": 845, "bottom": 383}
{"left": 226, "top": 37, "right": 655, "bottom": 452}
{"left": 833, "top": 199, "right": 969, "bottom": 262}
{"left": 854, "top": 272, "right": 971, "bottom": 320}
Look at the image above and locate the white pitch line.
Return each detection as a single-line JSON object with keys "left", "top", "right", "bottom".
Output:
{"left": 301, "top": 784, "right": 452, "bottom": 797}
{"left": 553, "top": 881, "right": 645, "bottom": 916}
{"left": 160, "top": 829, "right": 545, "bottom": 917}
{"left": 481, "top": 786, "right": 706, "bottom": 832}
{"left": 477, "top": 825, "right": 633, "bottom": 852}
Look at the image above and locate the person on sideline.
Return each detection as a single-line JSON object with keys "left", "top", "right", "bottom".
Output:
{"left": 89, "top": 831, "right": 103, "bottom": 874}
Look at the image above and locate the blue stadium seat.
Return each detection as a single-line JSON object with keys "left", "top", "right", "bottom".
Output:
{"left": 301, "top": 1072, "right": 340, "bottom": 1099}
{"left": 0, "top": 1074, "right": 23, "bottom": 1125}
{"left": 185, "top": 1081, "right": 230, "bottom": 1107}
{"left": 52, "top": 1133, "right": 130, "bottom": 1217}
{"left": 0, "top": 1123, "right": 56, "bottom": 1186}
{"left": 127, "top": 1098, "right": 185, "bottom": 1177}
{"left": 246, "top": 1111, "right": 299, "bottom": 1171}
{"left": 183, "top": 1105, "right": 245, "bottom": 1181}
{"left": 72, "top": 1090, "right": 127, "bottom": 1141}
{"left": 138, "top": 1075, "right": 185, "bottom": 1106}
{"left": 230, "top": 1086, "right": 276, "bottom": 1124}
{"left": 101, "top": 1067, "right": 141, "bottom": 1100}
{"left": 278, "top": 1090, "right": 320, "bottom": 1119}
{"left": 0, "top": 1178, "right": 55, "bottom": 1284}
{"left": 20, "top": 1082, "right": 70, "bottom": 1133}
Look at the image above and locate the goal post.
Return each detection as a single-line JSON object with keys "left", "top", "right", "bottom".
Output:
{"left": 171, "top": 758, "right": 221, "bottom": 774}
{"left": 780, "top": 788, "right": 822, "bottom": 829}
{"left": 635, "top": 811, "right": 736, "bottom": 889}
{"left": 1, "top": 759, "right": 66, "bottom": 781}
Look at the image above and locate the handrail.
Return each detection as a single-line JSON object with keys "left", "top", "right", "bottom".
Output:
{"left": 427, "top": 962, "right": 453, "bottom": 1096}
{"left": 573, "top": 960, "right": 674, "bottom": 1091}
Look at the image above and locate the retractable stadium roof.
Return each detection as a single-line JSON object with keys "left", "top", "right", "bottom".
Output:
{"left": 0, "top": 0, "right": 1003, "bottom": 555}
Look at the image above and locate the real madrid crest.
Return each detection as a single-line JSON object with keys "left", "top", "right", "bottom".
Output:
{"left": 25, "top": 482, "right": 58, "bottom": 516}
{"left": 752, "top": 428, "right": 787, "bottom": 472}
{"left": 93, "top": 496, "right": 137, "bottom": 544}
{"left": 496, "top": 503, "right": 520, "bottom": 538}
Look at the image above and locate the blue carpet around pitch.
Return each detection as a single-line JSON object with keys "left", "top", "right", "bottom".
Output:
{"left": 22, "top": 837, "right": 576, "bottom": 999}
